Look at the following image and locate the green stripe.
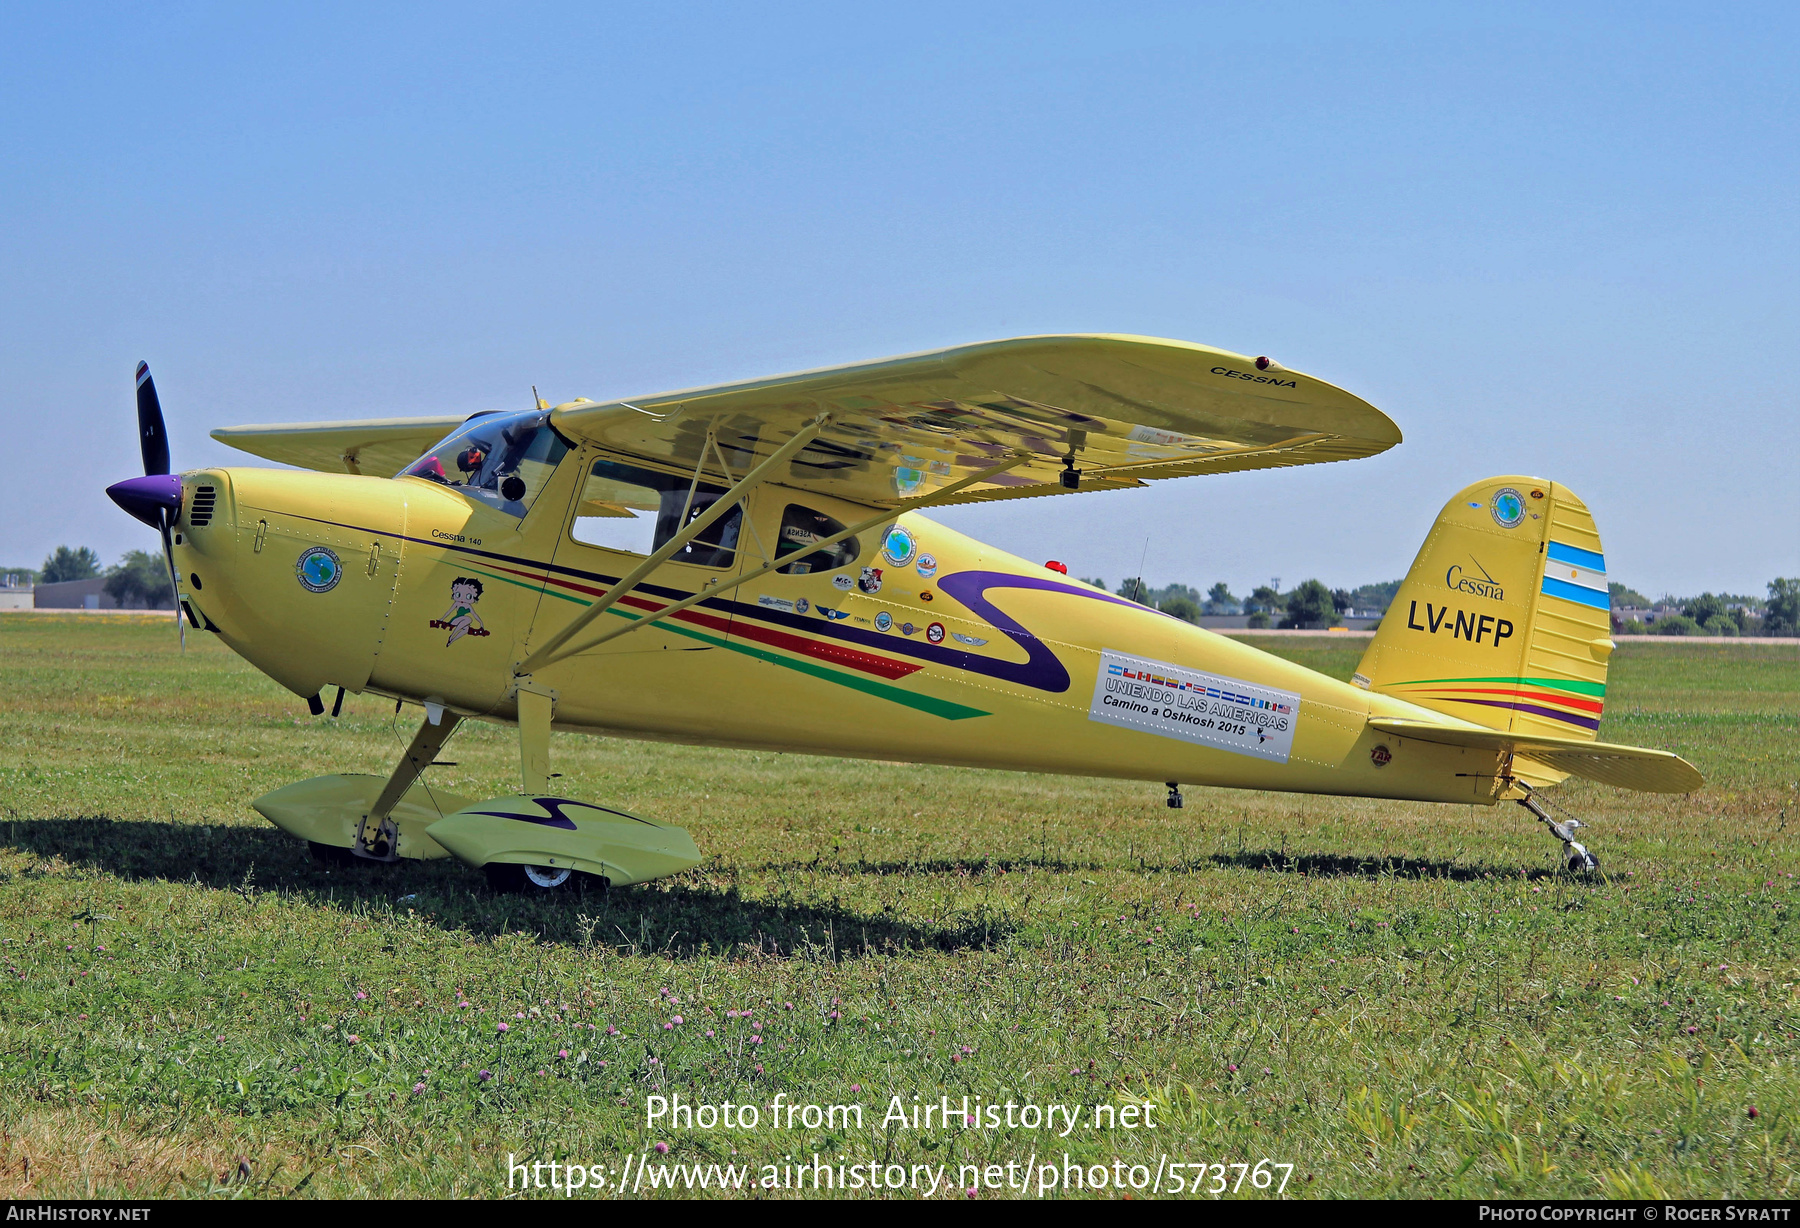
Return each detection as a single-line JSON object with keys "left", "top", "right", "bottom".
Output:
{"left": 465, "top": 565, "right": 989, "bottom": 721}
{"left": 1392, "top": 674, "right": 1606, "bottom": 698}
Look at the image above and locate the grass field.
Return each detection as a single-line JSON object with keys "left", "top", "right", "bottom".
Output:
{"left": 1, "top": 614, "right": 1796, "bottom": 1199}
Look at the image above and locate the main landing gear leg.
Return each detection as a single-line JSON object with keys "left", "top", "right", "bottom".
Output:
{"left": 1516, "top": 786, "right": 1599, "bottom": 873}
{"left": 354, "top": 706, "right": 464, "bottom": 861}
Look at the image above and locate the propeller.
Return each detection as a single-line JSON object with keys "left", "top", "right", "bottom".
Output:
{"left": 105, "top": 361, "right": 184, "bottom": 650}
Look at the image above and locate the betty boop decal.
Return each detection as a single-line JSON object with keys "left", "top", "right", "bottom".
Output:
{"left": 431, "top": 576, "right": 490, "bottom": 645}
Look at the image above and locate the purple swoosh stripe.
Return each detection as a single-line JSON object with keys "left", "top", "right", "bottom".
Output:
{"left": 1432, "top": 696, "right": 1601, "bottom": 732}
{"left": 704, "top": 569, "right": 1146, "bottom": 694}
{"left": 932, "top": 571, "right": 1150, "bottom": 694}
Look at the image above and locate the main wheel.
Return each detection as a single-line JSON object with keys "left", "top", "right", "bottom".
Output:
{"left": 309, "top": 840, "right": 356, "bottom": 867}
{"left": 484, "top": 862, "right": 583, "bottom": 894}
{"left": 1569, "top": 851, "right": 1600, "bottom": 873}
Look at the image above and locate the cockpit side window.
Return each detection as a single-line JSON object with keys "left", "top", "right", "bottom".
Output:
{"left": 399, "top": 410, "right": 570, "bottom": 519}
{"left": 775, "top": 504, "right": 857, "bottom": 574}
{"left": 569, "top": 456, "right": 741, "bottom": 569}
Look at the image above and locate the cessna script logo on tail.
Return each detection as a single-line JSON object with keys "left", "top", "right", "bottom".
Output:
{"left": 1445, "top": 556, "right": 1504, "bottom": 601}
{"left": 1405, "top": 601, "right": 1515, "bottom": 646}
{"left": 1209, "top": 365, "right": 1297, "bottom": 389}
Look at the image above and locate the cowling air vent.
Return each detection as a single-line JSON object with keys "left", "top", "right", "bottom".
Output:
{"left": 187, "top": 485, "right": 217, "bottom": 527}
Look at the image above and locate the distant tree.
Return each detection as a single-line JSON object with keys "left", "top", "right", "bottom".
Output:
{"left": 1620, "top": 618, "right": 1649, "bottom": 635}
{"left": 1246, "top": 611, "right": 1271, "bottom": 629}
{"left": 1331, "top": 587, "right": 1352, "bottom": 615}
{"left": 1281, "top": 579, "right": 1340, "bottom": 629}
{"left": 1078, "top": 577, "right": 1107, "bottom": 591}
{"left": 1160, "top": 595, "right": 1200, "bottom": 623}
{"left": 1701, "top": 613, "right": 1738, "bottom": 637}
{"left": 1204, "top": 582, "right": 1237, "bottom": 614}
{"left": 1766, "top": 578, "right": 1800, "bottom": 636}
{"left": 1654, "top": 614, "right": 1701, "bottom": 636}
{"left": 103, "top": 551, "right": 174, "bottom": 609}
{"left": 41, "top": 546, "right": 101, "bottom": 583}
{"left": 1348, "top": 579, "right": 1403, "bottom": 613}
{"left": 1682, "top": 593, "right": 1728, "bottom": 626}
{"left": 1246, "top": 585, "right": 1281, "bottom": 615}
{"left": 1608, "top": 581, "right": 1650, "bottom": 608}
{"left": 1116, "top": 577, "right": 1150, "bottom": 605}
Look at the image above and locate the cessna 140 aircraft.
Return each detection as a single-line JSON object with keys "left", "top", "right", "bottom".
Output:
{"left": 106, "top": 335, "right": 1701, "bottom": 893}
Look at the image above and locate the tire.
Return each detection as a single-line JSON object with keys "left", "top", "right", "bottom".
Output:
{"left": 484, "top": 862, "right": 584, "bottom": 894}
{"left": 1569, "top": 851, "right": 1600, "bottom": 873}
{"left": 309, "top": 841, "right": 356, "bottom": 867}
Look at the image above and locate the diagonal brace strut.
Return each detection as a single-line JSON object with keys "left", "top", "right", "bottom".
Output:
{"left": 535, "top": 450, "right": 1033, "bottom": 664}
{"left": 514, "top": 412, "right": 832, "bottom": 676}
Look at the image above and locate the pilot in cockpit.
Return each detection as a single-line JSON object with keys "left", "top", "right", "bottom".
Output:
{"left": 455, "top": 445, "right": 488, "bottom": 484}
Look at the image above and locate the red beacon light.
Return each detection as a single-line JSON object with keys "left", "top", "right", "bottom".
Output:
{"left": 1045, "top": 560, "right": 1068, "bottom": 574}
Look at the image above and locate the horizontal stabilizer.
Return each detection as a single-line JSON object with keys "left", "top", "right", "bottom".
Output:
{"left": 1368, "top": 718, "right": 1704, "bottom": 794}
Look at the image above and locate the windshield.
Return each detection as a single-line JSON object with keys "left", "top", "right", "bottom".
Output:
{"left": 399, "top": 410, "right": 570, "bottom": 518}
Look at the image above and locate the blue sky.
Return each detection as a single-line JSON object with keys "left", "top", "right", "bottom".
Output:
{"left": 4, "top": 3, "right": 1795, "bottom": 598}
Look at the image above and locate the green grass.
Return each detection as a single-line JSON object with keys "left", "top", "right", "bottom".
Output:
{"left": 1, "top": 615, "right": 1796, "bottom": 1199}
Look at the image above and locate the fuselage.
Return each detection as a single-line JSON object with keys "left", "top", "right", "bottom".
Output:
{"left": 167, "top": 450, "right": 1511, "bottom": 807}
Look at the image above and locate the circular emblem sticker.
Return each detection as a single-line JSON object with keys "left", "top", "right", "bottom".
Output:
{"left": 881, "top": 525, "right": 917, "bottom": 568}
{"left": 795, "top": 597, "right": 810, "bottom": 614}
{"left": 1491, "top": 487, "right": 1526, "bottom": 529}
{"left": 875, "top": 611, "right": 893, "bottom": 632}
{"left": 296, "top": 546, "right": 342, "bottom": 593}
{"left": 926, "top": 622, "right": 945, "bottom": 644}
{"left": 915, "top": 553, "right": 938, "bottom": 578}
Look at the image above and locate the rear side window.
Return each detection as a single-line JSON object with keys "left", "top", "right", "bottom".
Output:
{"left": 776, "top": 504, "right": 857, "bottom": 575}
{"left": 570, "top": 457, "right": 741, "bottom": 569}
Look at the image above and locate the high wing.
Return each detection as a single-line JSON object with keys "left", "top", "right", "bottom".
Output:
{"left": 210, "top": 415, "right": 470, "bottom": 476}
{"left": 1367, "top": 718, "right": 1705, "bottom": 794}
{"left": 549, "top": 334, "right": 1401, "bottom": 507}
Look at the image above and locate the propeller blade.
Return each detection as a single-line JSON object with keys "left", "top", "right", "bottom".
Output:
{"left": 136, "top": 360, "right": 170, "bottom": 476}
{"left": 160, "top": 513, "right": 186, "bottom": 653}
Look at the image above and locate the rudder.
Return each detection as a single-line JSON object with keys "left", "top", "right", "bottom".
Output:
{"left": 1355, "top": 476, "right": 1614, "bottom": 744}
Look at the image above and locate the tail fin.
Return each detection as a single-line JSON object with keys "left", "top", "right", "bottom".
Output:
{"left": 1355, "top": 476, "right": 1613, "bottom": 743}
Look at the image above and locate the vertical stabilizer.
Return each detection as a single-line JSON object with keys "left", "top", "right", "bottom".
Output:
{"left": 1354, "top": 477, "right": 1613, "bottom": 747}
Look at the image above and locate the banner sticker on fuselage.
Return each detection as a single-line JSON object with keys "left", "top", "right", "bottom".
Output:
{"left": 1088, "top": 650, "right": 1300, "bottom": 764}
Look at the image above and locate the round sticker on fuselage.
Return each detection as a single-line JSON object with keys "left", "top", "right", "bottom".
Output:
{"left": 1491, "top": 488, "right": 1526, "bottom": 529}
{"left": 881, "top": 525, "right": 917, "bottom": 568}
{"left": 296, "top": 546, "right": 342, "bottom": 593}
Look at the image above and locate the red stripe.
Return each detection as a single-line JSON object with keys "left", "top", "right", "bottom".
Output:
{"left": 488, "top": 565, "right": 922, "bottom": 682}
{"left": 1406, "top": 685, "right": 1604, "bottom": 715}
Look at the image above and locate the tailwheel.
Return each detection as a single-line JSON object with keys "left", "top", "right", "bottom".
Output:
{"left": 484, "top": 861, "right": 595, "bottom": 895}
{"left": 1516, "top": 785, "right": 1602, "bottom": 875}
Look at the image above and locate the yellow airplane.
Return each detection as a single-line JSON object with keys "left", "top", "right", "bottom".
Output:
{"left": 106, "top": 335, "right": 1701, "bottom": 892}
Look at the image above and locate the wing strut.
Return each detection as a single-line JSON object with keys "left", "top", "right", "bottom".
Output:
{"left": 514, "top": 413, "right": 833, "bottom": 676}
{"left": 530, "top": 449, "right": 1033, "bottom": 666}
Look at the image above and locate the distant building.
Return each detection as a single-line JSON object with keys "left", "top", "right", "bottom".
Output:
{"left": 34, "top": 579, "right": 119, "bottom": 609}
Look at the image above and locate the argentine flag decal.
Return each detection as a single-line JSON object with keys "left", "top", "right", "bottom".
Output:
{"left": 1541, "top": 541, "right": 1608, "bottom": 609}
